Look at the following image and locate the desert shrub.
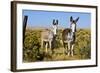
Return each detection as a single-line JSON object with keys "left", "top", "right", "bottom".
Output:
{"left": 23, "top": 29, "right": 41, "bottom": 62}
{"left": 54, "top": 30, "right": 63, "bottom": 48}
{"left": 75, "top": 29, "right": 91, "bottom": 59}
{"left": 23, "top": 28, "right": 91, "bottom": 62}
{"left": 79, "top": 44, "right": 91, "bottom": 59}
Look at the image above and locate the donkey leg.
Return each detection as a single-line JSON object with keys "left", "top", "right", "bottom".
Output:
{"left": 64, "top": 43, "right": 68, "bottom": 54}
{"left": 71, "top": 44, "right": 74, "bottom": 56}
{"left": 66, "top": 43, "right": 69, "bottom": 54}
{"left": 49, "top": 41, "right": 51, "bottom": 49}
{"left": 49, "top": 41, "right": 52, "bottom": 54}
{"left": 45, "top": 42, "right": 48, "bottom": 53}
{"left": 41, "top": 40, "right": 43, "bottom": 48}
{"left": 67, "top": 42, "right": 71, "bottom": 56}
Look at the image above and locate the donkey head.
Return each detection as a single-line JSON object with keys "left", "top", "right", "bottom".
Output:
{"left": 52, "top": 19, "right": 59, "bottom": 35}
{"left": 70, "top": 16, "right": 79, "bottom": 32}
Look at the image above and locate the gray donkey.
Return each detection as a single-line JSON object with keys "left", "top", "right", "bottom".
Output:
{"left": 41, "top": 19, "right": 58, "bottom": 53}
{"left": 62, "top": 16, "right": 79, "bottom": 56}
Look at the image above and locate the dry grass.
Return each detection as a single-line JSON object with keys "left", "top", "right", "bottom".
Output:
{"left": 23, "top": 28, "right": 91, "bottom": 62}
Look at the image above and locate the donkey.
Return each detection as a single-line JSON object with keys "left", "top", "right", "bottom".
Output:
{"left": 62, "top": 16, "right": 79, "bottom": 56}
{"left": 41, "top": 19, "right": 58, "bottom": 53}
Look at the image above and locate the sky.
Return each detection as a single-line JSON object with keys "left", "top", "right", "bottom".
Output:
{"left": 22, "top": 10, "right": 91, "bottom": 29}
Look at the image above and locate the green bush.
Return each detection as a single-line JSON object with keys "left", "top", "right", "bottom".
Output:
{"left": 23, "top": 29, "right": 41, "bottom": 62}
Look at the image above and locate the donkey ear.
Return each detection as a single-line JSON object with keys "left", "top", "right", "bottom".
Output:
{"left": 53, "top": 19, "right": 55, "bottom": 25}
{"left": 56, "top": 20, "right": 58, "bottom": 25}
{"left": 70, "top": 16, "right": 73, "bottom": 22}
{"left": 75, "top": 17, "right": 79, "bottom": 22}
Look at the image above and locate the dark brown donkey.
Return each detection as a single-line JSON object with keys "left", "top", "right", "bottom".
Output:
{"left": 62, "top": 16, "right": 79, "bottom": 56}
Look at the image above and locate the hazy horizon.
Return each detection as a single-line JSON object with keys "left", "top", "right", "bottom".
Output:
{"left": 26, "top": 25, "right": 91, "bottom": 30}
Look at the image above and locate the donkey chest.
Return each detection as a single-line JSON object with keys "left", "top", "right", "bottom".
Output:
{"left": 63, "top": 33, "right": 74, "bottom": 43}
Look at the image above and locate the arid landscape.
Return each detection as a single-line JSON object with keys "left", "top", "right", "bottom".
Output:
{"left": 23, "top": 28, "right": 91, "bottom": 62}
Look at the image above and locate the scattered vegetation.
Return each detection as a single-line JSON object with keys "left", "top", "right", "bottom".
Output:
{"left": 23, "top": 28, "right": 91, "bottom": 62}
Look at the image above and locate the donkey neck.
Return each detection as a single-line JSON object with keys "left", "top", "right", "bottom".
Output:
{"left": 70, "top": 23, "right": 76, "bottom": 33}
